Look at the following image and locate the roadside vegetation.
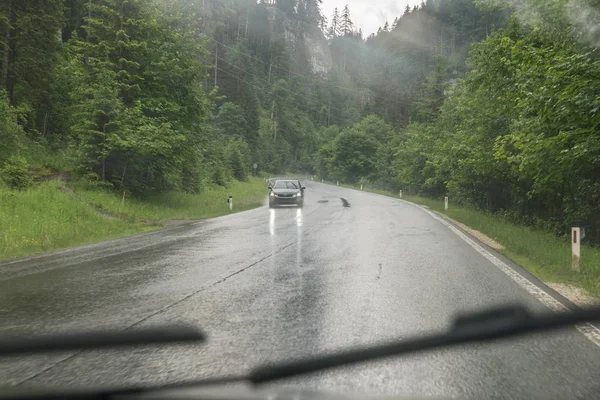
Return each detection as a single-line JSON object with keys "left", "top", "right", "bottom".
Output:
{"left": 75, "top": 178, "right": 267, "bottom": 223}
{"left": 0, "top": 181, "right": 147, "bottom": 260}
{"left": 0, "top": 178, "right": 266, "bottom": 261}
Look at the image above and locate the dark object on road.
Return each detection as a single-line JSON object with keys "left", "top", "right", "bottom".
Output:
{"left": 1, "top": 304, "right": 600, "bottom": 400}
{"left": 268, "top": 179, "right": 305, "bottom": 208}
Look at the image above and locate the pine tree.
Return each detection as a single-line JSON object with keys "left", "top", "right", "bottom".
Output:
{"left": 340, "top": 4, "right": 353, "bottom": 36}
{"left": 276, "top": 0, "right": 296, "bottom": 15}
{"left": 63, "top": 0, "right": 88, "bottom": 42}
{"left": 65, "top": 0, "right": 211, "bottom": 192}
{"left": 328, "top": 8, "right": 340, "bottom": 39}
{"left": 319, "top": 14, "right": 328, "bottom": 32}
{"left": 0, "top": 1, "right": 13, "bottom": 92}
{"left": 0, "top": 0, "right": 64, "bottom": 133}
{"left": 383, "top": 21, "right": 389, "bottom": 32}
{"left": 414, "top": 54, "right": 448, "bottom": 123}
{"left": 392, "top": 17, "right": 399, "bottom": 30}
{"left": 404, "top": 5, "right": 411, "bottom": 15}
{"left": 68, "top": 0, "right": 146, "bottom": 182}
{"left": 220, "top": 40, "right": 260, "bottom": 148}
{"left": 304, "top": 0, "right": 323, "bottom": 26}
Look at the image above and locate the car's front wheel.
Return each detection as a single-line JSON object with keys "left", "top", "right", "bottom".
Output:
{"left": 297, "top": 200, "right": 304, "bottom": 208}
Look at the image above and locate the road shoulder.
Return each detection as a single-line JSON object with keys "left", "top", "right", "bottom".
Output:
{"left": 431, "top": 210, "right": 600, "bottom": 308}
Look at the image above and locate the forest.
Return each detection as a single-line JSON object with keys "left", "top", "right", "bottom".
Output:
{"left": 1, "top": 0, "right": 600, "bottom": 242}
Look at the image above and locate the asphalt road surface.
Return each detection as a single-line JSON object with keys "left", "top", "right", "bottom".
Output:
{"left": 1, "top": 182, "right": 599, "bottom": 399}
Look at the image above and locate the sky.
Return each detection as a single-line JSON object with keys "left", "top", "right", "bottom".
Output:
{"left": 320, "top": 0, "right": 423, "bottom": 36}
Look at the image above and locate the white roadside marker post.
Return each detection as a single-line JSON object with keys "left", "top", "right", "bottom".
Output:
{"left": 399, "top": 190, "right": 402, "bottom": 198}
{"left": 337, "top": 181, "right": 339, "bottom": 186}
{"left": 572, "top": 227, "right": 581, "bottom": 272}
{"left": 228, "top": 196, "right": 233, "bottom": 211}
{"left": 360, "top": 184, "right": 363, "bottom": 190}
{"left": 444, "top": 196, "right": 449, "bottom": 211}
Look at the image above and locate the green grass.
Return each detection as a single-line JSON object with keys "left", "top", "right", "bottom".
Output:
{"left": 75, "top": 178, "right": 268, "bottom": 223}
{"left": 0, "top": 178, "right": 268, "bottom": 261}
{"left": 0, "top": 181, "right": 149, "bottom": 260}
{"left": 327, "top": 181, "right": 600, "bottom": 297}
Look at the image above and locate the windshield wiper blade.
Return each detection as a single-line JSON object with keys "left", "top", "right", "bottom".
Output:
{"left": 249, "top": 304, "right": 600, "bottom": 384}
{"left": 2, "top": 305, "right": 598, "bottom": 400}
{"left": 0, "top": 325, "right": 204, "bottom": 356}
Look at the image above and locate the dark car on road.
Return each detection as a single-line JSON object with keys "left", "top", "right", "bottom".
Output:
{"left": 269, "top": 179, "right": 305, "bottom": 208}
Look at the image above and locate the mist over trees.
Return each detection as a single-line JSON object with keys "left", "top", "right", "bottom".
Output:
{"left": 2, "top": 0, "right": 600, "bottom": 240}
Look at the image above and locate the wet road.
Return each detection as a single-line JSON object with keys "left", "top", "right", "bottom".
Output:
{"left": 0, "top": 182, "right": 599, "bottom": 399}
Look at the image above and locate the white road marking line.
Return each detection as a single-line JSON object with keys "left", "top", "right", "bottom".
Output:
{"left": 412, "top": 202, "right": 600, "bottom": 347}
{"left": 318, "top": 183, "right": 600, "bottom": 346}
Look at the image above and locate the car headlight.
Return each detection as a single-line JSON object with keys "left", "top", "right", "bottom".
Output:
{"left": 270, "top": 192, "right": 275, "bottom": 197}
{"left": 295, "top": 192, "right": 302, "bottom": 197}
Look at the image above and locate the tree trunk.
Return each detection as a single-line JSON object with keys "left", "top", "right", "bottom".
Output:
{"left": 42, "top": 112, "right": 48, "bottom": 136}
{"left": 1, "top": 29, "right": 9, "bottom": 91}
{"left": 327, "top": 91, "right": 331, "bottom": 126}
{"left": 102, "top": 123, "right": 106, "bottom": 181}
{"left": 214, "top": 45, "right": 218, "bottom": 88}
{"left": 120, "top": 161, "right": 127, "bottom": 187}
{"left": 268, "top": 54, "right": 272, "bottom": 83}
{"left": 270, "top": 100, "right": 276, "bottom": 141}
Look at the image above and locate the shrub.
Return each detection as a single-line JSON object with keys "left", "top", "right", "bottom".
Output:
{"left": 0, "top": 156, "right": 33, "bottom": 190}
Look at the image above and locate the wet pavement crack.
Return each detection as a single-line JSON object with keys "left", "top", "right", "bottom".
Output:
{"left": 13, "top": 249, "right": 295, "bottom": 387}
{"left": 376, "top": 263, "right": 383, "bottom": 280}
{"left": 12, "top": 206, "right": 348, "bottom": 387}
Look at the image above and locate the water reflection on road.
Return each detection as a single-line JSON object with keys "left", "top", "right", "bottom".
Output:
{"left": 269, "top": 209, "right": 276, "bottom": 236}
{"left": 296, "top": 209, "right": 303, "bottom": 270}
{"left": 268, "top": 207, "right": 304, "bottom": 266}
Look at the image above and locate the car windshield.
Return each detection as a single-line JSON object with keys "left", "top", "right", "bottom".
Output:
{"left": 1, "top": 0, "right": 600, "bottom": 398}
{"left": 273, "top": 181, "right": 299, "bottom": 189}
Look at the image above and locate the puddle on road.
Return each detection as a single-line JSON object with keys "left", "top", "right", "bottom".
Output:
{"left": 317, "top": 200, "right": 329, "bottom": 204}
{"left": 341, "top": 198, "right": 351, "bottom": 207}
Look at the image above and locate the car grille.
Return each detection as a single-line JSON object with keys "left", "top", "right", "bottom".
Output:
{"left": 277, "top": 194, "right": 294, "bottom": 198}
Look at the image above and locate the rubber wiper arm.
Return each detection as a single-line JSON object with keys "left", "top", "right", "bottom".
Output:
{"left": 249, "top": 304, "right": 600, "bottom": 384}
{"left": 0, "top": 325, "right": 204, "bottom": 356}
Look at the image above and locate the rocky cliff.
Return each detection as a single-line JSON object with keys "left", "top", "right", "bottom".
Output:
{"left": 265, "top": 5, "right": 332, "bottom": 75}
